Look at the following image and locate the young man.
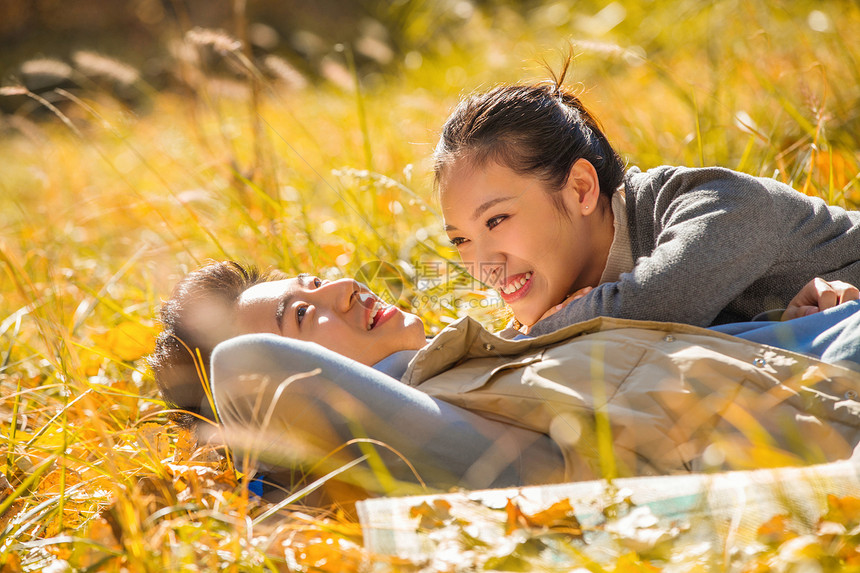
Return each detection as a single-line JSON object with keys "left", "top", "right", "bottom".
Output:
{"left": 149, "top": 261, "right": 860, "bottom": 502}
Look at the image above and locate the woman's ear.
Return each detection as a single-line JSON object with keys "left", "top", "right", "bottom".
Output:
{"left": 563, "top": 159, "right": 601, "bottom": 216}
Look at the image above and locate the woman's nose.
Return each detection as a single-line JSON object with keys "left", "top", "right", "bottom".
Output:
{"left": 472, "top": 243, "right": 505, "bottom": 286}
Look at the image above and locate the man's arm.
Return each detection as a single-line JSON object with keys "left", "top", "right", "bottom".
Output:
{"left": 209, "top": 333, "right": 565, "bottom": 496}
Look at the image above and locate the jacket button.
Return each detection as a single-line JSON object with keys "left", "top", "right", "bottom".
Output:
{"left": 483, "top": 343, "right": 494, "bottom": 351}
{"left": 663, "top": 335, "right": 675, "bottom": 342}
{"left": 753, "top": 358, "right": 766, "bottom": 367}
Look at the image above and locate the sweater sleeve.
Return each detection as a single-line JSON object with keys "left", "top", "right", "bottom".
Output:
{"left": 529, "top": 167, "right": 783, "bottom": 335}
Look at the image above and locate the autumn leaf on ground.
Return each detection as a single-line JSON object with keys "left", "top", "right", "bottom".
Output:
{"left": 63, "top": 516, "right": 123, "bottom": 570}
{"left": 482, "top": 538, "right": 544, "bottom": 572}
{"left": 91, "top": 320, "right": 158, "bottom": 362}
{"left": 172, "top": 424, "right": 198, "bottom": 464}
{"left": 611, "top": 552, "right": 662, "bottom": 573}
{"left": 136, "top": 421, "right": 170, "bottom": 460}
{"left": 290, "top": 532, "right": 367, "bottom": 573}
{"left": 821, "top": 494, "right": 860, "bottom": 529}
{"left": 504, "top": 498, "right": 582, "bottom": 537}
{"left": 0, "top": 472, "right": 12, "bottom": 502}
{"left": 0, "top": 552, "right": 23, "bottom": 572}
{"left": 0, "top": 472, "right": 26, "bottom": 532}
{"left": 410, "top": 499, "right": 456, "bottom": 530}
{"left": 756, "top": 514, "right": 798, "bottom": 547}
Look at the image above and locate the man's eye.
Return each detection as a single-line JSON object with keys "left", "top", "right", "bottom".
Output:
{"left": 296, "top": 304, "right": 309, "bottom": 324}
{"left": 313, "top": 277, "right": 322, "bottom": 288}
{"left": 486, "top": 215, "right": 507, "bottom": 230}
{"left": 449, "top": 237, "right": 467, "bottom": 247}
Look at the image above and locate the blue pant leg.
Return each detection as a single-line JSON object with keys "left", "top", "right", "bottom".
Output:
{"left": 710, "top": 300, "right": 860, "bottom": 368}
{"left": 209, "top": 333, "right": 565, "bottom": 495}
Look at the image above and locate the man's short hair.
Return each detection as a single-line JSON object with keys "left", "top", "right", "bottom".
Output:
{"left": 148, "top": 261, "right": 284, "bottom": 426}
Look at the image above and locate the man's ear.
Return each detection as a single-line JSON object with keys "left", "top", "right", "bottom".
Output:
{"left": 563, "top": 158, "right": 601, "bottom": 216}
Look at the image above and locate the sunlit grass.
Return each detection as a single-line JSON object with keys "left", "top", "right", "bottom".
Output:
{"left": 1, "top": 0, "right": 859, "bottom": 570}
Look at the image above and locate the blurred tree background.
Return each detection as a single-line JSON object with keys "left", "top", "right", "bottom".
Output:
{"left": 4, "top": 0, "right": 859, "bottom": 161}
{"left": 1, "top": 0, "right": 480, "bottom": 104}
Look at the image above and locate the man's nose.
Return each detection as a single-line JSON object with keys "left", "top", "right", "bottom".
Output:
{"left": 317, "top": 278, "right": 359, "bottom": 311}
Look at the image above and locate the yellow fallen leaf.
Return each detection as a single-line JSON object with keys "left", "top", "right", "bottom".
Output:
{"left": 523, "top": 498, "right": 582, "bottom": 534}
{"left": 756, "top": 514, "right": 797, "bottom": 547}
{"left": 173, "top": 425, "right": 198, "bottom": 463}
{"left": 612, "top": 552, "right": 661, "bottom": 572}
{"left": 92, "top": 320, "right": 157, "bottom": 362}
{"left": 822, "top": 494, "right": 860, "bottom": 528}
{"left": 504, "top": 497, "right": 582, "bottom": 536}
{"left": 136, "top": 422, "right": 170, "bottom": 460}
{"left": 0, "top": 552, "right": 22, "bottom": 572}
{"left": 409, "top": 499, "right": 453, "bottom": 530}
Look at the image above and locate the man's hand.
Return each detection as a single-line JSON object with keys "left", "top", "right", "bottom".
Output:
{"left": 782, "top": 278, "right": 859, "bottom": 321}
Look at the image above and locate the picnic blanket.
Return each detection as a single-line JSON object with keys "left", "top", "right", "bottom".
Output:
{"left": 357, "top": 458, "right": 860, "bottom": 562}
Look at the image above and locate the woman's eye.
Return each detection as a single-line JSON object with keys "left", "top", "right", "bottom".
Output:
{"left": 449, "top": 237, "right": 467, "bottom": 247}
{"left": 486, "top": 215, "right": 507, "bottom": 230}
{"left": 296, "top": 304, "right": 309, "bottom": 324}
{"left": 313, "top": 277, "right": 322, "bottom": 288}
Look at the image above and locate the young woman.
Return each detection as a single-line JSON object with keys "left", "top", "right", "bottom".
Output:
{"left": 149, "top": 261, "right": 860, "bottom": 503}
{"left": 435, "top": 78, "right": 860, "bottom": 336}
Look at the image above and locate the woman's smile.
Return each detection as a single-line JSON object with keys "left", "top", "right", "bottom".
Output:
{"left": 498, "top": 271, "right": 534, "bottom": 302}
{"left": 441, "top": 160, "right": 605, "bottom": 326}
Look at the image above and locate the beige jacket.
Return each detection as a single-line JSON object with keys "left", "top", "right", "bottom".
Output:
{"left": 402, "top": 316, "right": 860, "bottom": 481}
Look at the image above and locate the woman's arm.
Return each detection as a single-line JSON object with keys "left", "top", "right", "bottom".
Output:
{"left": 530, "top": 167, "right": 840, "bottom": 334}
{"left": 781, "top": 278, "right": 860, "bottom": 320}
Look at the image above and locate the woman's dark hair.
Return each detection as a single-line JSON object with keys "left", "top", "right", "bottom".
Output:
{"left": 148, "top": 261, "right": 283, "bottom": 427}
{"left": 434, "top": 64, "right": 625, "bottom": 212}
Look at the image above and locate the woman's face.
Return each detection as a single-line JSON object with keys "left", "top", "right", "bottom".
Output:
{"left": 440, "top": 160, "right": 604, "bottom": 327}
{"left": 235, "top": 275, "right": 427, "bottom": 365}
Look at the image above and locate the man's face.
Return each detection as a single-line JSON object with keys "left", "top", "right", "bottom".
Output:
{"left": 235, "top": 274, "right": 427, "bottom": 365}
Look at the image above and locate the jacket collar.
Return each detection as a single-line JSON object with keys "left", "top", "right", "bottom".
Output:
{"left": 402, "top": 315, "right": 615, "bottom": 385}
{"left": 402, "top": 314, "right": 768, "bottom": 386}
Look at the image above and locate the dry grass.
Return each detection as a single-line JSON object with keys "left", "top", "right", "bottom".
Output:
{"left": 1, "top": 1, "right": 859, "bottom": 570}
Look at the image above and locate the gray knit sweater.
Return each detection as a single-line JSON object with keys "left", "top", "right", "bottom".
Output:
{"left": 530, "top": 165, "right": 860, "bottom": 335}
